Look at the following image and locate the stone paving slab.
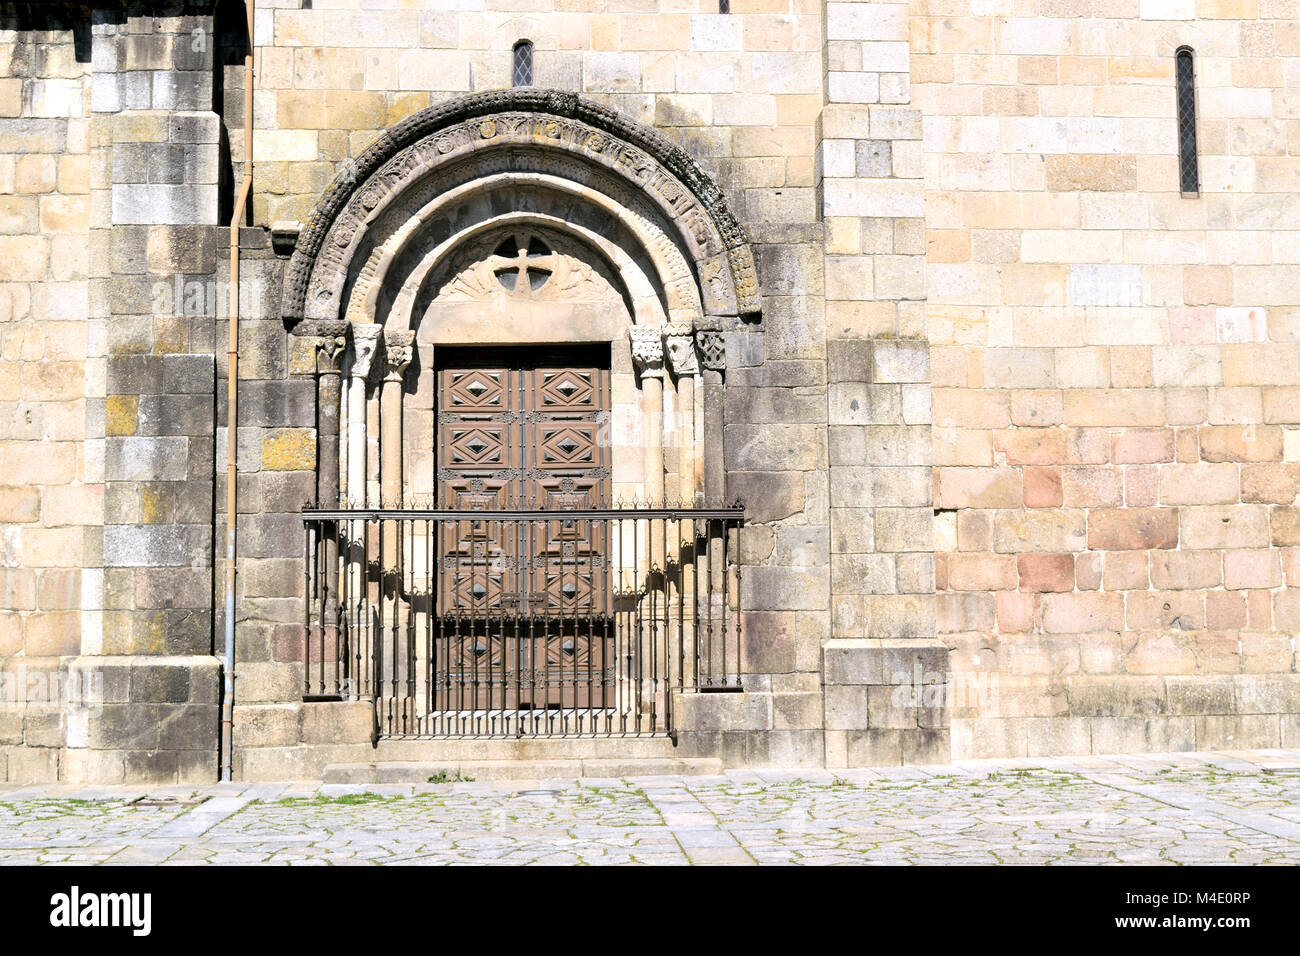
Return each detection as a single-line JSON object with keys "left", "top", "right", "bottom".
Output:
{"left": 0, "top": 750, "right": 1297, "bottom": 865}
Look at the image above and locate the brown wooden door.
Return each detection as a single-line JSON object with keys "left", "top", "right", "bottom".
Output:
{"left": 433, "top": 348, "right": 611, "bottom": 711}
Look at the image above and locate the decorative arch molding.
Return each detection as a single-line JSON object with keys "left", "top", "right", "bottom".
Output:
{"left": 282, "top": 88, "right": 761, "bottom": 325}
{"left": 346, "top": 172, "right": 701, "bottom": 332}
{"left": 385, "top": 210, "right": 668, "bottom": 337}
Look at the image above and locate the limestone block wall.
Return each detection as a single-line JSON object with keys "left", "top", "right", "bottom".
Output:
{"left": 915, "top": 2, "right": 1300, "bottom": 757}
{"left": 11, "top": 0, "right": 1296, "bottom": 782}
{"left": 0, "top": 12, "right": 94, "bottom": 782}
{"left": 818, "top": 0, "right": 946, "bottom": 767}
{"left": 234, "top": 0, "right": 842, "bottom": 772}
{"left": 226, "top": 267, "right": 363, "bottom": 781}
{"left": 0, "top": 5, "right": 228, "bottom": 783}
{"left": 248, "top": 1, "right": 826, "bottom": 226}
{"left": 89, "top": 9, "right": 225, "bottom": 783}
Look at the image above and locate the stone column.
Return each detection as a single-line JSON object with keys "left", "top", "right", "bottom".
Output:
{"left": 694, "top": 325, "right": 729, "bottom": 689}
{"left": 347, "top": 324, "right": 383, "bottom": 508}
{"left": 630, "top": 325, "right": 666, "bottom": 720}
{"left": 307, "top": 320, "right": 350, "bottom": 693}
{"left": 345, "top": 324, "right": 383, "bottom": 648}
{"left": 696, "top": 327, "right": 726, "bottom": 503}
{"left": 339, "top": 363, "right": 349, "bottom": 506}
{"left": 630, "top": 326, "right": 665, "bottom": 508}
{"left": 313, "top": 322, "right": 350, "bottom": 511}
{"left": 380, "top": 331, "right": 414, "bottom": 510}
{"left": 377, "top": 331, "right": 414, "bottom": 727}
{"left": 664, "top": 324, "right": 701, "bottom": 691}
{"left": 664, "top": 324, "right": 699, "bottom": 504}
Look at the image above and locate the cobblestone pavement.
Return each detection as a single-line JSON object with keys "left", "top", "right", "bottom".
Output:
{"left": 1, "top": 750, "right": 1299, "bottom": 865}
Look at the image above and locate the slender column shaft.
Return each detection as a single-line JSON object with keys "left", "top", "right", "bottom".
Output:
{"left": 348, "top": 325, "right": 383, "bottom": 507}
{"left": 339, "top": 370, "right": 348, "bottom": 504}
{"left": 345, "top": 326, "right": 383, "bottom": 664}
{"left": 377, "top": 332, "right": 413, "bottom": 728}
{"left": 663, "top": 326, "right": 700, "bottom": 693}
{"left": 641, "top": 373, "right": 664, "bottom": 507}
{"left": 380, "top": 333, "right": 413, "bottom": 510}
{"left": 316, "top": 351, "right": 344, "bottom": 509}
{"left": 697, "top": 329, "right": 725, "bottom": 503}
{"left": 664, "top": 326, "right": 698, "bottom": 504}
{"left": 312, "top": 324, "right": 349, "bottom": 687}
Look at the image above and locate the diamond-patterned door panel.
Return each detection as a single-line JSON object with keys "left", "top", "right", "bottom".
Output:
{"left": 538, "top": 368, "right": 597, "bottom": 410}
{"left": 434, "top": 350, "right": 610, "bottom": 709}
{"left": 432, "top": 624, "right": 613, "bottom": 711}
{"left": 539, "top": 424, "right": 598, "bottom": 466}
{"left": 445, "top": 369, "right": 506, "bottom": 409}
{"left": 448, "top": 426, "right": 506, "bottom": 466}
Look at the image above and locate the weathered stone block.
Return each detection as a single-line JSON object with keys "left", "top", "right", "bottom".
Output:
{"left": 1165, "top": 676, "right": 1235, "bottom": 716}
{"left": 130, "top": 663, "right": 191, "bottom": 703}
{"left": 724, "top": 423, "right": 824, "bottom": 471}
{"left": 1195, "top": 715, "right": 1280, "bottom": 751}
{"left": 157, "top": 703, "right": 219, "bottom": 751}
{"left": 772, "top": 691, "right": 823, "bottom": 730}
{"left": 1067, "top": 677, "right": 1166, "bottom": 718}
{"left": 299, "top": 700, "right": 374, "bottom": 745}
{"left": 673, "top": 691, "right": 772, "bottom": 734}
{"left": 261, "top": 428, "right": 317, "bottom": 471}
{"left": 871, "top": 339, "right": 928, "bottom": 384}
{"left": 741, "top": 566, "right": 829, "bottom": 611}
{"left": 103, "top": 524, "right": 210, "bottom": 568}
{"left": 843, "top": 729, "right": 902, "bottom": 766}
{"left": 234, "top": 703, "right": 300, "bottom": 748}
{"left": 87, "top": 703, "right": 160, "bottom": 751}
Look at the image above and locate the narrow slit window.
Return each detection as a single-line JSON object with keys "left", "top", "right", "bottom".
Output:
{"left": 512, "top": 40, "right": 533, "bottom": 88}
{"left": 719, "top": 0, "right": 730, "bottom": 12}
{"left": 1176, "top": 47, "right": 1199, "bottom": 195}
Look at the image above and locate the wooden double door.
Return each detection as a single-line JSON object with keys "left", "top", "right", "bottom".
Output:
{"left": 431, "top": 347, "right": 613, "bottom": 711}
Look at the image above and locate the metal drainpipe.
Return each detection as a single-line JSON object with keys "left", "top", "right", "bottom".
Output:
{"left": 222, "top": 0, "right": 255, "bottom": 783}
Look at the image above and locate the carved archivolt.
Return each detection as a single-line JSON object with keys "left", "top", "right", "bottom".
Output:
{"left": 285, "top": 90, "right": 760, "bottom": 327}
{"left": 343, "top": 172, "right": 702, "bottom": 330}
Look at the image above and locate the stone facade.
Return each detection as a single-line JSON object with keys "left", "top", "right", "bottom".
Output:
{"left": 917, "top": 1, "right": 1300, "bottom": 757}
{"left": 0, "top": 0, "right": 1294, "bottom": 783}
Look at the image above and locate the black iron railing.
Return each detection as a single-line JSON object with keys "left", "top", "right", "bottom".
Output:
{"left": 301, "top": 505, "right": 745, "bottom": 738}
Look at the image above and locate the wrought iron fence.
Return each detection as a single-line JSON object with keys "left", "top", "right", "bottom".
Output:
{"left": 301, "top": 504, "right": 745, "bottom": 738}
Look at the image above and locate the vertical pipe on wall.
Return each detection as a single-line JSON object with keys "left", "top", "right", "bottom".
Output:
{"left": 221, "top": 0, "right": 255, "bottom": 783}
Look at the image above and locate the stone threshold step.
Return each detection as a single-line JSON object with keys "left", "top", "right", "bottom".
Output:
{"left": 323, "top": 757, "right": 724, "bottom": 784}
{"left": 370, "top": 736, "right": 682, "bottom": 761}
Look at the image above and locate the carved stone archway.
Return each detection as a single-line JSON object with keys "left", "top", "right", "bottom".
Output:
{"left": 290, "top": 90, "right": 756, "bottom": 515}
{"left": 284, "top": 88, "right": 760, "bottom": 326}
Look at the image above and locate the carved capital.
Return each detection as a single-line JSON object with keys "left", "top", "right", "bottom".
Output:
{"left": 350, "top": 323, "right": 384, "bottom": 383}
{"left": 629, "top": 325, "right": 664, "bottom": 379}
{"left": 695, "top": 329, "right": 725, "bottom": 371}
{"left": 383, "top": 329, "right": 415, "bottom": 383}
{"left": 662, "top": 322, "right": 698, "bottom": 376}
{"left": 301, "top": 319, "right": 350, "bottom": 376}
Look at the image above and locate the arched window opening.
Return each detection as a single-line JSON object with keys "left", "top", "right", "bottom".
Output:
{"left": 1176, "top": 47, "right": 1199, "bottom": 195}
{"left": 512, "top": 40, "right": 534, "bottom": 88}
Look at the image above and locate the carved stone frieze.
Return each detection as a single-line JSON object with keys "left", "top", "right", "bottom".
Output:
{"left": 284, "top": 90, "right": 760, "bottom": 326}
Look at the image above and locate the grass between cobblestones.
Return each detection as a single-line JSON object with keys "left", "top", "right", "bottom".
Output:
{"left": 0, "top": 760, "right": 1296, "bottom": 865}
